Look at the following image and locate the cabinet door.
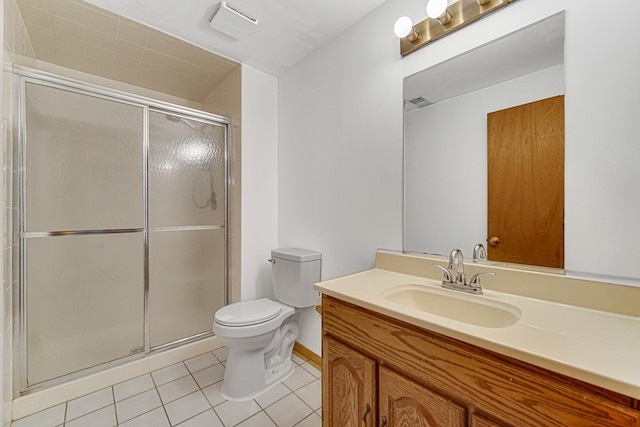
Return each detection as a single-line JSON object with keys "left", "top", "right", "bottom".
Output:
{"left": 470, "top": 413, "right": 513, "bottom": 427}
{"left": 323, "top": 335, "right": 376, "bottom": 427}
{"left": 379, "top": 366, "right": 465, "bottom": 427}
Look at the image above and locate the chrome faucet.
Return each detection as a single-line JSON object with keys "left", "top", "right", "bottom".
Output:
{"left": 432, "top": 248, "right": 495, "bottom": 295}
{"left": 473, "top": 243, "right": 487, "bottom": 262}
{"left": 448, "top": 249, "right": 466, "bottom": 285}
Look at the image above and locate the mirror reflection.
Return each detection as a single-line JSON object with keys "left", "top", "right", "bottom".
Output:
{"left": 403, "top": 12, "right": 565, "bottom": 269}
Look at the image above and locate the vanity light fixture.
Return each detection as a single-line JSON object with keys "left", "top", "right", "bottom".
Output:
{"left": 394, "top": 0, "right": 518, "bottom": 57}
{"left": 426, "top": 0, "right": 452, "bottom": 25}
{"left": 394, "top": 16, "right": 419, "bottom": 42}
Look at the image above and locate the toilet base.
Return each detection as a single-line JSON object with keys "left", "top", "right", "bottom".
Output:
{"left": 220, "top": 320, "right": 299, "bottom": 400}
{"left": 220, "top": 348, "right": 295, "bottom": 401}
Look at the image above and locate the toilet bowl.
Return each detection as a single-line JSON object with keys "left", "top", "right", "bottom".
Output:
{"left": 213, "top": 248, "right": 321, "bottom": 400}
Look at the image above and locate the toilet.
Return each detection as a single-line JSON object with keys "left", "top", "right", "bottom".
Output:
{"left": 213, "top": 248, "right": 321, "bottom": 400}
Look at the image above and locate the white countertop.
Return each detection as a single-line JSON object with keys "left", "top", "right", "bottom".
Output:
{"left": 315, "top": 268, "right": 640, "bottom": 399}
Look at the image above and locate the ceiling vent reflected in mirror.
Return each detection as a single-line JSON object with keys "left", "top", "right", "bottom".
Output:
{"left": 403, "top": 12, "right": 564, "bottom": 108}
{"left": 405, "top": 96, "right": 434, "bottom": 111}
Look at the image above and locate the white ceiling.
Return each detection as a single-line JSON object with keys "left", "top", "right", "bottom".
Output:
{"left": 84, "top": 0, "right": 389, "bottom": 76}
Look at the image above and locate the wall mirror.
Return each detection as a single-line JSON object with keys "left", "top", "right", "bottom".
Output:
{"left": 403, "top": 12, "right": 565, "bottom": 269}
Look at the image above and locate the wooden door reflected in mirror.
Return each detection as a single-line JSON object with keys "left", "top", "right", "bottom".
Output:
{"left": 487, "top": 95, "right": 564, "bottom": 268}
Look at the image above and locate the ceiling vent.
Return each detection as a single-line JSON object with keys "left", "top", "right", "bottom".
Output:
{"left": 405, "top": 96, "right": 434, "bottom": 111}
{"left": 209, "top": 1, "right": 259, "bottom": 40}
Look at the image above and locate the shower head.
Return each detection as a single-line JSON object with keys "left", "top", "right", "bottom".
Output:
{"left": 164, "top": 114, "right": 200, "bottom": 132}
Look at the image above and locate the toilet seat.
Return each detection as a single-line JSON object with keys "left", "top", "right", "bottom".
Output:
{"left": 215, "top": 298, "right": 282, "bottom": 327}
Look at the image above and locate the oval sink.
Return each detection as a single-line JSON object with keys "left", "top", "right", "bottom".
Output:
{"left": 380, "top": 284, "right": 521, "bottom": 328}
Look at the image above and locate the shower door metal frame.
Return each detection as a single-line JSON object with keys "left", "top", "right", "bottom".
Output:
{"left": 13, "top": 65, "right": 231, "bottom": 395}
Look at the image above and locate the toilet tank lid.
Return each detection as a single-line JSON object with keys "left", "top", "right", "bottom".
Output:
{"left": 271, "top": 248, "right": 321, "bottom": 262}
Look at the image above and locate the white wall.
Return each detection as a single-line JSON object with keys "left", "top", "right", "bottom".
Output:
{"left": 241, "top": 65, "right": 279, "bottom": 301}
{"left": 277, "top": 2, "right": 405, "bottom": 354}
{"left": 278, "top": 0, "right": 640, "bottom": 353}
{"left": 404, "top": 65, "right": 564, "bottom": 256}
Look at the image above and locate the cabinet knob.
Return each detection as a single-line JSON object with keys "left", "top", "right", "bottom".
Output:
{"left": 380, "top": 416, "right": 388, "bottom": 427}
{"left": 489, "top": 236, "right": 500, "bottom": 246}
{"left": 362, "top": 403, "right": 371, "bottom": 422}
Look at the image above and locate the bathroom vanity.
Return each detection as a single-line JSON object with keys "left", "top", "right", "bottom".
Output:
{"left": 316, "top": 250, "right": 640, "bottom": 426}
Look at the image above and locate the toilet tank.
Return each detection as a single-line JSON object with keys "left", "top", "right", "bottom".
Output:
{"left": 271, "top": 248, "right": 321, "bottom": 308}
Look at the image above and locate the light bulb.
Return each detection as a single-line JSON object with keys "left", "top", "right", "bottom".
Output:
{"left": 394, "top": 16, "right": 414, "bottom": 39}
{"left": 426, "top": 0, "right": 448, "bottom": 19}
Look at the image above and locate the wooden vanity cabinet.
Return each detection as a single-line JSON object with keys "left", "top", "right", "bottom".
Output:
{"left": 323, "top": 335, "right": 376, "bottom": 426}
{"left": 321, "top": 295, "right": 640, "bottom": 427}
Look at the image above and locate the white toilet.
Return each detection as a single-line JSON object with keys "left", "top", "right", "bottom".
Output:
{"left": 213, "top": 248, "right": 321, "bottom": 400}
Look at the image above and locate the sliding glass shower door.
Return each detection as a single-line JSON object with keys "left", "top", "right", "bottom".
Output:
{"left": 19, "top": 77, "right": 228, "bottom": 391}
{"left": 148, "top": 111, "right": 227, "bottom": 348}
{"left": 23, "top": 82, "right": 146, "bottom": 387}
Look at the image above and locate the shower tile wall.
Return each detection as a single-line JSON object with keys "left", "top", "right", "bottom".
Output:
{"left": 15, "top": 0, "right": 239, "bottom": 104}
{"left": 3, "top": 0, "right": 37, "bottom": 420}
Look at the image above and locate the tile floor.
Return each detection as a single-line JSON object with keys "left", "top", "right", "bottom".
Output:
{"left": 12, "top": 348, "right": 322, "bottom": 427}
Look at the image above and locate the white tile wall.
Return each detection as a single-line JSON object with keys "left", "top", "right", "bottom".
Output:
{"left": 3, "top": 0, "right": 37, "bottom": 422}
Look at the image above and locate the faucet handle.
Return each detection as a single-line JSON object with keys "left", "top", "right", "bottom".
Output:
{"left": 473, "top": 243, "right": 487, "bottom": 262}
{"left": 432, "top": 264, "right": 453, "bottom": 284}
{"left": 468, "top": 271, "right": 495, "bottom": 288}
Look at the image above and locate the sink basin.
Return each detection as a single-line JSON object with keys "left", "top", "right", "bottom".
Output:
{"left": 380, "top": 284, "right": 521, "bottom": 328}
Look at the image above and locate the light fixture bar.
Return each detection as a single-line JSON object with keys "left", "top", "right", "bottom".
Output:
{"left": 399, "top": 0, "right": 518, "bottom": 57}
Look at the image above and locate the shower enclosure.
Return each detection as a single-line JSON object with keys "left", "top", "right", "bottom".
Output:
{"left": 15, "top": 68, "right": 229, "bottom": 393}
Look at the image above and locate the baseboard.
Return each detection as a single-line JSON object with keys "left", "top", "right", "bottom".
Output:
{"left": 293, "top": 342, "right": 321, "bottom": 372}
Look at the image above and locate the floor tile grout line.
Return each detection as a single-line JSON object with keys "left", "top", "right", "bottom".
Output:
{"left": 148, "top": 365, "right": 174, "bottom": 427}
{"left": 158, "top": 396, "right": 172, "bottom": 427}
{"left": 63, "top": 400, "right": 68, "bottom": 426}
{"left": 291, "top": 381, "right": 321, "bottom": 413}
{"left": 111, "top": 386, "right": 119, "bottom": 426}
{"left": 260, "top": 408, "right": 279, "bottom": 427}
{"left": 113, "top": 378, "right": 156, "bottom": 404}
{"left": 113, "top": 402, "right": 163, "bottom": 427}
{"left": 167, "top": 389, "right": 212, "bottom": 425}
{"left": 172, "top": 405, "right": 216, "bottom": 427}
{"left": 292, "top": 412, "right": 319, "bottom": 427}
{"left": 12, "top": 350, "right": 321, "bottom": 427}
{"left": 63, "top": 393, "right": 115, "bottom": 425}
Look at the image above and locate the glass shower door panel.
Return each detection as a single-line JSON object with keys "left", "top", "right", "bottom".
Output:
{"left": 24, "top": 83, "right": 144, "bottom": 232}
{"left": 25, "top": 233, "right": 145, "bottom": 386}
{"left": 149, "top": 229, "right": 226, "bottom": 347}
{"left": 148, "top": 111, "right": 226, "bottom": 228}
